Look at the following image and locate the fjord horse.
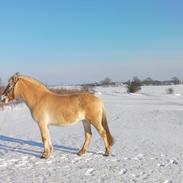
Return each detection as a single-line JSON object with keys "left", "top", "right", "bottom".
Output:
{"left": 0, "top": 73, "right": 114, "bottom": 158}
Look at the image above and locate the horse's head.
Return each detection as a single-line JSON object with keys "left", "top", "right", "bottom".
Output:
{"left": 0, "top": 73, "right": 20, "bottom": 104}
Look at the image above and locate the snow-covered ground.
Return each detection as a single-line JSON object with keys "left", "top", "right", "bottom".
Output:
{"left": 0, "top": 85, "right": 183, "bottom": 183}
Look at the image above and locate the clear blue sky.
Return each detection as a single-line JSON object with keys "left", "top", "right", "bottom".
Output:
{"left": 0, "top": 0, "right": 183, "bottom": 84}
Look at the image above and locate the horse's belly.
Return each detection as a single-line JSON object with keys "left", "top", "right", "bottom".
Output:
{"left": 49, "top": 113, "right": 85, "bottom": 126}
{"left": 51, "top": 120, "right": 81, "bottom": 126}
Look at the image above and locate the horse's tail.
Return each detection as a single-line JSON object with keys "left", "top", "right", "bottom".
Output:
{"left": 101, "top": 108, "right": 114, "bottom": 146}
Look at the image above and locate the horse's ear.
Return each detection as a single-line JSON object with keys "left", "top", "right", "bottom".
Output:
{"left": 15, "top": 72, "right": 20, "bottom": 76}
{"left": 13, "top": 72, "right": 20, "bottom": 82}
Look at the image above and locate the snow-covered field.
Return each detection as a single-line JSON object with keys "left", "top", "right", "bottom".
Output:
{"left": 0, "top": 85, "right": 183, "bottom": 183}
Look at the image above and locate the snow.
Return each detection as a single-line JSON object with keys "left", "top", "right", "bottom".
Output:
{"left": 0, "top": 85, "right": 183, "bottom": 182}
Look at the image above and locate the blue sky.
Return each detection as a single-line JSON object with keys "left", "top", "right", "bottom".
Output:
{"left": 0, "top": 0, "right": 183, "bottom": 84}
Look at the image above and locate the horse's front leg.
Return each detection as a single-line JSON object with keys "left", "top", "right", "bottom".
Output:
{"left": 38, "top": 122, "right": 53, "bottom": 159}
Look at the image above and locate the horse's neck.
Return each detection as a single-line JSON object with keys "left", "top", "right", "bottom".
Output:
{"left": 16, "top": 79, "right": 48, "bottom": 109}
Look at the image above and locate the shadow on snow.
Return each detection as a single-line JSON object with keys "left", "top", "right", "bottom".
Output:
{"left": 0, "top": 135, "right": 79, "bottom": 158}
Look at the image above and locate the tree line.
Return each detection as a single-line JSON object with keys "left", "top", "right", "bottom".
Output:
{"left": 0, "top": 76, "right": 182, "bottom": 96}
{"left": 81, "top": 76, "right": 182, "bottom": 87}
{"left": 81, "top": 76, "right": 182, "bottom": 93}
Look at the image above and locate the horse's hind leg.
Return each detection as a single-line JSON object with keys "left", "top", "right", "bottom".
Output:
{"left": 78, "top": 120, "right": 92, "bottom": 156}
{"left": 38, "top": 122, "right": 53, "bottom": 159}
{"left": 92, "top": 122, "right": 110, "bottom": 156}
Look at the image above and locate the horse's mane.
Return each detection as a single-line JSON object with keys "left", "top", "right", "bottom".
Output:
{"left": 19, "top": 75, "right": 50, "bottom": 92}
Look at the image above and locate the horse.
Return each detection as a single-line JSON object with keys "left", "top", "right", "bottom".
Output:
{"left": 0, "top": 73, "right": 114, "bottom": 158}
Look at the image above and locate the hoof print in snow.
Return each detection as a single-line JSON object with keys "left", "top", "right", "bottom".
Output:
{"left": 85, "top": 168, "right": 95, "bottom": 176}
{"left": 169, "top": 159, "right": 178, "bottom": 165}
{"left": 157, "top": 163, "right": 166, "bottom": 167}
{"left": 119, "top": 169, "right": 127, "bottom": 175}
{"left": 164, "top": 180, "right": 173, "bottom": 183}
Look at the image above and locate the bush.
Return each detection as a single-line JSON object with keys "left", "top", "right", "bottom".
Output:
{"left": 127, "top": 77, "right": 142, "bottom": 93}
{"left": 167, "top": 88, "right": 174, "bottom": 94}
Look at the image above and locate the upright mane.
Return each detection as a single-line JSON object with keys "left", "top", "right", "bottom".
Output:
{"left": 19, "top": 75, "right": 50, "bottom": 92}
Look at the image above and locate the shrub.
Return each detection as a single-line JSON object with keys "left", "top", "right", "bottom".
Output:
{"left": 127, "top": 77, "right": 142, "bottom": 93}
{"left": 167, "top": 88, "right": 174, "bottom": 94}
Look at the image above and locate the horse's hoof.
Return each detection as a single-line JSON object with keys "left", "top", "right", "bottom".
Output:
{"left": 41, "top": 153, "right": 49, "bottom": 159}
{"left": 41, "top": 155, "right": 46, "bottom": 159}
{"left": 103, "top": 154, "right": 109, "bottom": 157}
{"left": 104, "top": 152, "right": 110, "bottom": 156}
{"left": 77, "top": 152, "right": 84, "bottom": 156}
{"left": 77, "top": 149, "right": 86, "bottom": 156}
{"left": 77, "top": 152, "right": 82, "bottom": 156}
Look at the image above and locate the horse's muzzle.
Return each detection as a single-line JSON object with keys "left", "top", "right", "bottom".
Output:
{"left": 0, "top": 95, "right": 8, "bottom": 103}
{"left": 0, "top": 95, "right": 4, "bottom": 101}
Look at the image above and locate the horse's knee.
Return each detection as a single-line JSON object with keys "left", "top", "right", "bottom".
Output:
{"left": 85, "top": 132, "right": 92, "bottom": 139}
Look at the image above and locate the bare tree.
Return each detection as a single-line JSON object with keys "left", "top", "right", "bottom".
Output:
{"left": 100, "top": 77, "right": 112, "bottom": 85}
{"left": 171, "top": 77, "right": 181, "bottom": 85}
{"left": 100, "top": 77, "right": 116, "bottom": 86}
{"left": 143, "top": 77, "right": 153, "bottom": 85}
